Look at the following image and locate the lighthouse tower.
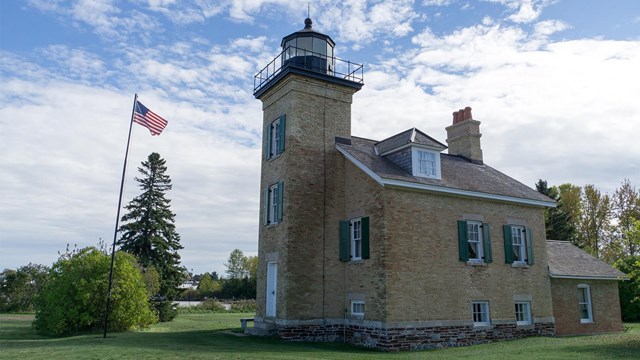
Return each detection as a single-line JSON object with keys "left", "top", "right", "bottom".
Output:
{"left": 252, "top": 18, "right": 363, "bottom": 334}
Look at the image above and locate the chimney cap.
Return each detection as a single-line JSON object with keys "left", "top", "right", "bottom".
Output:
{"left": 452, "top": 106, "right": 473, "bottom": 124}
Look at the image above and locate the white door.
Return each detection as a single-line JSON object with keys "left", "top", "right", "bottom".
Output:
{"left": 266, "top": 262, "right": 277, "bottom": 317}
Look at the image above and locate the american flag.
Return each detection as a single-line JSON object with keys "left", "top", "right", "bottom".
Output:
{"left": 133, "top": 100, "right": 168, "bottom": 136}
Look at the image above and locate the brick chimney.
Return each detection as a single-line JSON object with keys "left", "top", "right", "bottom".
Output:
{"left": 445, "top": 106, "right": 483, "bottom": 164}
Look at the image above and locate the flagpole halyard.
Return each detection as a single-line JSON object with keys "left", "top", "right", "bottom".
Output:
{"left": 103, "top": 93, "right": 138, "bottom": 338}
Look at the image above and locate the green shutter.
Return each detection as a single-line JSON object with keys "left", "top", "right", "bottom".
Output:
{"left": 278, "top": 115, "right": 286, "bottom": 154}
{"left": 263, "top": 187, "right": 269, "bottom": 225}
{"left": 526, "top": 227, "right": 534, "bottom": 265}
{"left": 339, "top": 220, "right": 350, "bottom": 262}
{"left": 458, "top": 220, "right": 469, "bottom": 261}
{"left": 265, "top": 123, "right": 272, "bottom": 160}
{"left": 503, "top": 225, "right": 514, "bottom": 264}
{"left": 482, "top": 223, "right": 492, "bottom": 263}
{"left": 276, "top": 181, "right": 283, "bottom": 223}
{"left": 361, "top": 217, "right": 370, "bottom": 259}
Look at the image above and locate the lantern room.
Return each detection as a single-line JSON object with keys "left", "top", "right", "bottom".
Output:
{"left": 281, "top": 18, "right": 335, "bottom": 74}
{"left": 253, "top": 18, "right": 363, "bottom": 98}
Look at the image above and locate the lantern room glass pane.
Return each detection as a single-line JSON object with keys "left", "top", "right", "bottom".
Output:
{"left": 313, "top": 37, "right": 326, "bottom": 56}
{"left": 284, "top": 39, "right": 296, "bottom": 60}
{"left": 296, "top": 37, "right": 312, "bottom": 56}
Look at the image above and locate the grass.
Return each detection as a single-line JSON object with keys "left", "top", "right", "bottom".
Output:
{"left": 0, "top": 313, "right": 638, "bottom": 359}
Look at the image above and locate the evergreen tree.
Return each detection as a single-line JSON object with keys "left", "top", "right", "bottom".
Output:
{"left": 535, "top": 180, "right": 576, "bottom": 242}
{"left": 118, "top": 152, "right": 184, "bottom": 300}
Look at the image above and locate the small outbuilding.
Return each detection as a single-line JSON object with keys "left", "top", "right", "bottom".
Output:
{"left": 547, "top": 240, "right": 627, "bottom": 336}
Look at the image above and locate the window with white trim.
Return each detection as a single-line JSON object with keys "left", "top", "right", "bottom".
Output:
{"left": 351, "top": 218, "right": 362, "bottom": 260}
{"left": 578, "top": 284, "right": 593, "bottom": 323}
{"left": 265, "top": 115, "right": 285, "bottom": 160}
{"left": 515, "top": 302, "right": 531, "bottom": 325}
{"left": 339, "top": 217, "right": 370, "bottom": 262}
{"left": 511, "top": 226, "right": 527, "bottom": 263}
{"left": 472, "top": 301, "right": 490, "bottom": 326}
{"left": 411, "top": 147, "right": 441, "bottom": 179}
{"left": 351, "top": 300, "right": 365, "bottom": 316}
{"left": 467, "top": 221, "right": 484, "bottom": 261}
{"left": 269, "top": 183, "right": 279, "bottom": 224}
{"left": 263, "top": 181, "right": 283, "bottom": 225}
{"left": 503, "top": 225, "right": 534, "bottom": 265}
{"left": 272, "top": 119, "right": 281, "bottom": 155}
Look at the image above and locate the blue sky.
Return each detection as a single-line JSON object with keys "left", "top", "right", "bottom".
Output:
{"left": 1, "top": 0, "right": 639, "bottom": 276}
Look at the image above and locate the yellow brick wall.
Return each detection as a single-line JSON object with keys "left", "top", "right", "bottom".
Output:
{"left": 551, "top": 279, "right": 623, "bottom": 335}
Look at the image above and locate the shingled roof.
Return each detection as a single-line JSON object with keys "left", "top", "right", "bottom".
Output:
{"left": 547, "top": 240, "right": 627, "bottom": 280}
{"left": 375, "top": 128, "right": 447, "bottom": 155}
{"left": 335, "top": 135, "right": 555, "bottom": 207}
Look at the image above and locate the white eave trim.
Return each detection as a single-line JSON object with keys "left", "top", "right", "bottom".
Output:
{"left": 336, "top": 144, "right": 556, "bottom": 208}
{"left": 549, "top": 273, "right": 629, "bottom": 281}
{"left": 336, "top": 145, "right": 385, "bottom": 186}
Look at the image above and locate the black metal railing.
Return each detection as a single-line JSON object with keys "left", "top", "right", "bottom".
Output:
{"left": 254, "top": 46, "right": 364, "bottom": 93}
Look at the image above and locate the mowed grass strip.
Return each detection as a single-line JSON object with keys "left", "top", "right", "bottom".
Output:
{"left": 0, "top": 313, "right": 638, "bottom": 360}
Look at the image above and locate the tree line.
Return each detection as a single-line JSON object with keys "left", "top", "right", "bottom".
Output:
{"left": 180, "top": 249, "right": 258, "bottom": 301}
{"left": 536, "top": 178, "right": 639, "bottom": 320}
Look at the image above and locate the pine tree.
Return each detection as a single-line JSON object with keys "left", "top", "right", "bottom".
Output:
{"left": 535, "top": 180, "right": 576, "bottom": 242}
{"left": 118, "top": 152, "right": 183, "bottom": 300}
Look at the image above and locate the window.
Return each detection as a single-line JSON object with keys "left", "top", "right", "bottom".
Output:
{"left": 351, "top": 300, "right": 365, "bottom": 316}
{"left": 411, "top": 148, "right": 441, "bottom": 179}
{"left": 472, "top": 301, "right": 490, "bottom": 326}
{"left": 578, "top": 285, "right": 593, "bottom": 323}
{"left": 511, "top": 226, "right": 527, "bottom": 263}
{"left": 339, "top": 217, "right": 370, "bottom": 262}
{"left": 269, "top": 183, "right": 279, "bottom": 224}
{"left": 351, "top": 218, "right": 362, "bottom": 260}
{"left": 515, "top": 302, "right": 532, "bottom": 325}
{"left": 265, "top": 115, "right": 286, "bottom": 160}
{"left": 457, "top": 220, "right": 492, "bottom": 263}
{"left": 503, "top": 225, "right": 534, "bottom": 265}
{"left": 467, "top": 221, "right": 483, "bottom": 261}
{"left": 263, "top": 181, "right": 283, "bottom": 225}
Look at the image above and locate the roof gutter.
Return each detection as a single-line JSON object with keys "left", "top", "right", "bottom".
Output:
{"left": 549, "top": 273, "right": 629, "bottom": 281}
{"left": 336, "top": 145, "right": 556, "bottom": 208}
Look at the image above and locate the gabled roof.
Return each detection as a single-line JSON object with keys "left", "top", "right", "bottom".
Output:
{"left": 375, "top": 128, "right": 447, "bottom": 155}
{"left": 547, "top": 240, "right": 627, "bottom": 280}
{"left": 336, "top": 136, "right": 555, "bottom": 207}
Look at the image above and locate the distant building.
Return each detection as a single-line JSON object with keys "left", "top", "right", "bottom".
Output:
{"left": 179, "top": 280, "right": 198, "bottom": 290}
{"left": 249, "top": 18, "right": 626, "bottom": 350}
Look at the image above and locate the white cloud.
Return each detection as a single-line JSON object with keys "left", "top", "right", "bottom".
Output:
{"left": 40, "top": 45, "right": 108, "bottom": 81}
{"left": 355, "top": 21, "right": 640, "bottom": 196}
{"left": 533, "top": 19, "right": 569, "bottom": 37}
{"left": 27, "top": 0, "right": 161, "bottom": 41}
{"left": 317, "top": 0, "right": 418, "bottom": 48}
{"left": 484, "top": 0, "right": 555, "bottom": 24}
{"left": 423, "top": 0, "right": 455, "bottom": 6}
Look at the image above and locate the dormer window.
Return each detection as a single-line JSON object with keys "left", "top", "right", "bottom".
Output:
{"left": 411, "top": 147, "right": 441, "bottom": 179}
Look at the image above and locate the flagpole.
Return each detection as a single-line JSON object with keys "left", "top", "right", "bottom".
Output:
{"left": 103, "top": 93, "right": 138, "bottom": 338}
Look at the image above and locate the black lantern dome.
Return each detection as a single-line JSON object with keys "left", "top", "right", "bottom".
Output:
{"left": 280, "top": 18, "right": 335, "bottom": 74}
{"left": 253, "top": 18, "right": 363, "bottom": 98}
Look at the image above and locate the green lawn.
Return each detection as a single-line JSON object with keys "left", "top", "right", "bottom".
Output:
{"left": 0, "top": 313, "right": 638, "bottom": 359}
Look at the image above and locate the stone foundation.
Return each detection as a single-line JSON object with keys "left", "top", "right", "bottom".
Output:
{"left": 277, "top": 322, "right": 556, "bottom": 351}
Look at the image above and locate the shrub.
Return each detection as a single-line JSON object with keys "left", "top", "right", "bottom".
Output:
{"left": 230, "top": 299, "right": 256, "bottom": 313}
{"left": 614, "top": 255, "right": 640, "bottom": 321}
{"left": 152, "top": 300, "right": 178, "bottom": 322}
{"left": 33, "top": 247, "right": 157, "bottom": 336}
